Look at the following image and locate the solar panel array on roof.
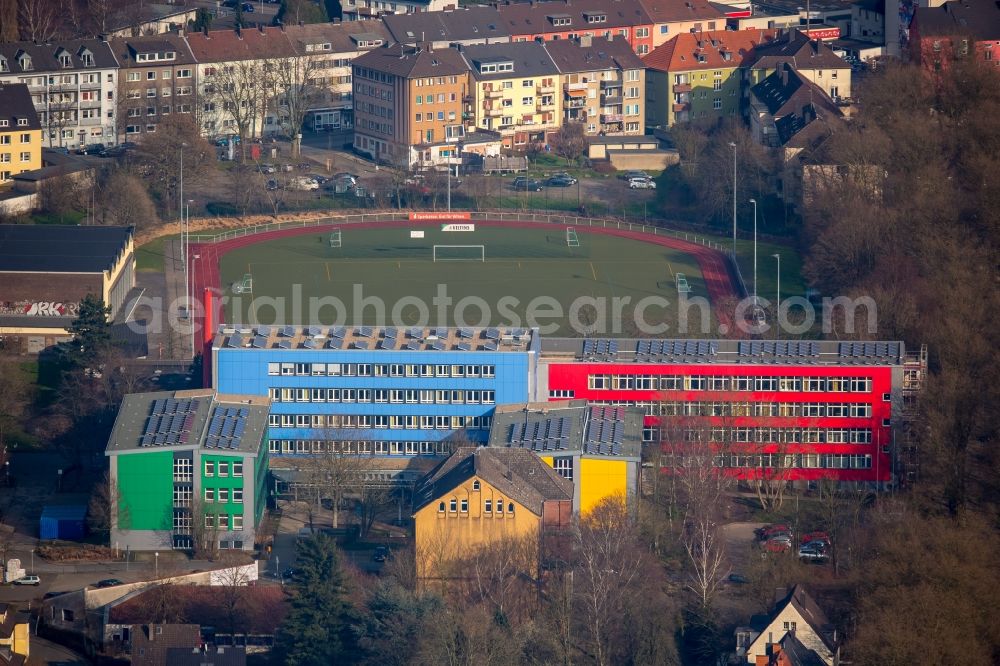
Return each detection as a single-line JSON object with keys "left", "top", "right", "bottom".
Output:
{"left": 485, "top": 327, "right": 500, "bottom": 340}
{"left": 457, "top": 342, "right": 472, "bottom": 351}
{"left": 256, "top": 324, "right": 272, "bottom": 337}
{"left": 507, "top": 415, "right": 572, "bottom": 452}
{"left": 354, "top": 341, "right": 369, "bottom": 350}
{"left": 385, "top": 327, "right": 398, "bottom": 339}
{"left": 483, "top": 341, "right": 499, "bottom": 351}
{"left": 327, "top": 337, "right": 344, "bottom": 350}
{"left": 280, "top": 325, "right": 295, "bottom": 337}
{"left": 278, "top": 340, "right": 292, "bottom": 349}
{"left": 582, "top": 338, "right": 620, "bottom": 357}
{"left": 458, "top": 327, "right": 474, "bottom": 338}
{"left": 252, "top": 336, "right": 267, "bottom": 349}
{"left": 430, "top": 340, "right": 446, "bottom": 351}
{"left": 406, "top": 340, "right": 422, "bottom": 350}
{"left": 739, "top": 340, "right": 820, "bottom": 358}
{"left": 307, "top": 325, "right": 323, "bottom": 337}
{"left": 226, "top": 335, "right": 243, "bottom": 348}
{"left": 331, "top": 326, "right": 346, "bottom": 339}
{"left": 139, "top": 398, "right": 201, "bottom": 447}
{"left": 357, "top": 326, "right": 373, "bottom": 338}
{"left": 837, "top": 341, "right": 900, "bottom": 360}
{"left": 204, "top": 405, "right": 250, "bottom": 451}
{"left": 407, "top": 327, "right": 423, "bottom": 339}
{"left": 636, "top": 340, "right": 719, "bottom": 357}
{"left": 584, "top": 405, "right": 626, "bottom": 456}
{"left": 302, "top": 339, "right": 318, "bottom": 349}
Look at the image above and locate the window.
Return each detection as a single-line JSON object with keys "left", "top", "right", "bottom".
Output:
{"left": 713, "top": 98, "right": 722, "bottom": 109}
{"left": 554, "top": 457, "right": 573, "bottom": 480}
{"left": 205, "top": 514, "right": 215, "bottom": 528}
{"left": 233, "top": 461, "right": 243, "bottom": 477}
{"left": 177, "top": 68, "right": 191, "bottom": 78}
{"left": 484, "top": 500, "right": 492, "bottom": 513}
{"left": 495, "top": 500, "right": 503, "bottom": 514}
{"left": 205, "top": 461, "right": 215, "bottom": 476}
{"left": 219, "top": 489, "right": 229, "bottom": 503}
{"left": 460, "top": 499, "right": 468, "bottom": 513}
{"left": 218, "top": 462, "right": 229, "bottom": 477}
{"left": 438, "top": 501, "right": 446, "bottom": 513}
{"left": 205, "top": 488, "right": 215, "bottom": 502}
{"left": 508, "top": 503, "right": 515, "bottom": 513}
{"left": 472, "top": 480, "right": 480, "bottom": 491}
{"left": 233, "top": 489, "right": 243, "bottom": 503}
{"left": 218, "top": 514, "right": 230, "bottom": 530}
{"left": 233, "top": 515, "right": 244, "bottom": 530}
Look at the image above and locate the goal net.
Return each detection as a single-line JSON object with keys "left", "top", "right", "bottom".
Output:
{"left": 329, "top": 229, "right": 342, "bottom": 248}
{"left": 232, "top": 273, "right": 253, "bottom": 294}
{"left": 566, "top": 227, "right": 580, "bottom": 247}
{"left": 433, "top": 245, "right": 485, "bottom": 262}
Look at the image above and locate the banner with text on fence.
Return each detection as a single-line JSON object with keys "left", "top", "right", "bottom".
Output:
{"left": 440, "top": 224, "right": 475, "bottom": 232}
{"left": 409, "top": 212, "right": 471, "bottom": 221}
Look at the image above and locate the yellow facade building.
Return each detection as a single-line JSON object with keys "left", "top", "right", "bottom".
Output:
{"left": 0, "top": 83, "right": 41, "bottom": 184}
{"left": 488, "top": 401, "right": 643, "bottom": 515}
{"left": 413, "top": 447, "right": 573, "bottom": 582}
{"left": 0, "top": 602, "right": 30, "bottom": 662}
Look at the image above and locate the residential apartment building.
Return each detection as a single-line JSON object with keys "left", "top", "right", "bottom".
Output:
{"left": 499, "top": 0, "right": 656, "bottom": 55}
{"left": 851, "top": 0, "right": 885, "bottom": 44}
{"left": 110, "top": 34, "right": 198, "bottom": 140}
{"left": 747, "top": 29, "right": 852, "bottom": 101}
{"left": 487, "top": 401, "right": 643, "bottom": 514}
{"left": 0, "top": 84, "right": 41, "bottom": 183}
{"left": 186, "top": 26, "right": 297, "bottom": 140}
{"left": 413, "top": 446, "right": 572, "bottom": 581}
{"left": 105, "top": 390, "right": 270, "bottom": 552}
{"left": 643, "top": 29, "right": 777, "bottom": 126}
{"left": 278, "top": 21, "right": 389, "bottom": 133}
{"left": 383, "top": 6, "right": 512, "bottom": 48}
{"left": 545, "top": 35, "right": 646, "bottom": 136}
{"left": 539, "top": 338, "right": 926, "bottom": 487}
{"left": 352, "top": 44, "right": 470, "bottom": 167}
{"left": 341, "top": 0, "right": 451, "bottom": 21}
{"left": 0, "top": 39, "right": 118, "bottom": 150}
{"left": 462, "top": 41, "right": 561, "bottom": 148}
{"left": 735, "top": 585, "right": 839, "bottom": 665}
{"left": 910, "top": 0, "right": 1000, "bottom": 71}
{"left": 638, "top": 0, "right": 728, "bottom": 47}
{"left": 750, "top": 63, "right": 845, "bottom": 147}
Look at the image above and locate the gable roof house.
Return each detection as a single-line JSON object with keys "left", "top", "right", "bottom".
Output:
{"left": 735, "top": 585, "right": 839, "bottom": 666}
{"left": 749, "top": 62, "right": 843, "bottom": 149}
{"left": 0, "top": 39, "right": 119, "bottom": 150}
{"left": 638, "top": 0, "right": 728, "bottom": 48}
{"left": 413, "top": 446, "right": 573, "bottom": 581}
{"left": 498, "top": 0, "right": 656, "bottom": 56}
{"left": 747, "top": 29, "right": 853, "bottom": 102}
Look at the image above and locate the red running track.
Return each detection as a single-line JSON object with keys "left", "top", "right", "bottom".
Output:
{"left": 188, "top": 219, "right": 740, "bottom": 347}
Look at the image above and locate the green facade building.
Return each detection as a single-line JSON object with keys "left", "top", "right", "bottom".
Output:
{"left": 105, "top": 389, "right": 270, "bottom": 552}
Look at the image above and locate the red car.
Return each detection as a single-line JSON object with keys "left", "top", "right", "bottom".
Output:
{"left": 800, "top": 531, "right": 831, "bottom": 546}
{"left": 763, "top": 535, "right": 793, "bottom": 552}
{"left": 756, "top": 524, "right": 792, "bottom": 540}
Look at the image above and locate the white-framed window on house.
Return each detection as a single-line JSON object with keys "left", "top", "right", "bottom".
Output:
{"left": 554, "top": 457, "right": 573, "bottom": 480}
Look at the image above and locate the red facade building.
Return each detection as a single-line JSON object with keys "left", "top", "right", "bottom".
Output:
{"left": 498, "top": 0, "right": 656, "bottom": 55}
{"left": 909, "top": 0, "right": 1000, "bottom": 72}
{"left": 539, "top": 339, "right": 926, "bottom": 486}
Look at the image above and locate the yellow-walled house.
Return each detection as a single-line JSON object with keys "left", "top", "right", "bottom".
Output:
{"left": 413, "top": 447, "right": 573, "bottom": 582}
{"left": 0, "top": 602, "right": 30, "bottom": 661}
{"left": 0, "top": 83, "right": 41, "bottom": 184}
{"left": 488, "top": 402, "right": 643, "bottom": 515}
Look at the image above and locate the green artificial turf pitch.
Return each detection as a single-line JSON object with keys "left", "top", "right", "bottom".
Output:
{"left": 218, "top": 225, "right": 714, "bottom": 336}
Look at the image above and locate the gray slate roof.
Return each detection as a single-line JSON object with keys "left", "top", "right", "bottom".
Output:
{"left": 0, "top": 83, "right": 40, "bottom": 131}
{"left": 461, "top": 41, "right": 559, "bottom": 80}
{"left": 0, "top": 225, "right": 132, "bottom": 273}
{"left": 384, "top": 7, "right": 511, "bottom": 44}
{"left": 414, "top": 447, "right": 573, "bottom": 514}
{"left": 0, "top": 39, "right": 118, "bottom": 74}
{"left": 353, "top": 43, "right": 469, "bottom": 78}
{"left": 544, "top": 35, "right": 645, "bottom": 73}
{"left": 749, "top": 29, "right": 850, "bottom": 70}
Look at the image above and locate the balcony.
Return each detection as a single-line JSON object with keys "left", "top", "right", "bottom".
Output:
{"left": 537, "top": 99, "right": 556, "bottom": 109}
{"left": 673, "top": 83, "right": 692, "bottom": 93}
{"left": 539, "top": 83, "right": 556, "bottom": 93}
{"left": 483, "top": 87, "right": 503, "bottom": 98}
{"left": 485, "top": 106, "right": 503, "bottom": 117}
{"left": 565, "top": 98, "right": 586, "bottom": 109}
{"left": 564, "top": 81, "right": 588, "bottom": 93}
{"left": 601, "top": 94, "right": 622, "bottom": 105}
{"left": 600, "top": 113, "right": 623, "bottom": 123}
{"left": 566, "top": 110, "right": 586, "bottom": 122}
{"left": 672, "top": 102, "right": 690, "bottom": 113}
{"left": 599, "top": 78, "right": 622, "bottom": 88}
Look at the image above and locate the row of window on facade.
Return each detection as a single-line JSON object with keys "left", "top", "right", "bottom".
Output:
{"left": 438, "top": 498, "right": 517, "bottom": 515}
{"left": 661, "top": 452, "right": 874, "bottom": 470}
{"left": 587, "top": 374, "right": 876, "bottom": 393}
{"left": 599, "top": 398, "right": 888, "bottom": 418}
{"left": 268, "top": 413, "right": 493, "bottom": 430}
{"left": 267, "top": 387, "right": 497, "bottom": 404}
{"left": 266, "top": 361, "right": 498, "bottom": 378}
{"left": 642, "top": 425, "right": 883, "bottom": 444}
{"left": 125, "top": 69, "right": 192, "bottom": 81}
{"left": 172, "top": 486, "right": 244, "bottom": 504}
{"left": 268, "top": 439, "right": 454, "bottom": 455}
{"left": 171, "top": 458, "right": 243, "bottom": 479}
{"left": 171, "top": 511, "right": 244, "bottom": 532}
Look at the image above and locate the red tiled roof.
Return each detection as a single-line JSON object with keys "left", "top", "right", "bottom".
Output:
{"left": 642, "top": 28, "right": 779, "bottom": 71}
{"left": 185, "top": 27, "right": 296, "bottom": 63}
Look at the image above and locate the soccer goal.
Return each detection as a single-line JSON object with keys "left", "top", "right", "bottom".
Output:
{"left": 433, "top": 245, "right": 486, "bottom": 262}
{"left": 232, "top": 273, "right": 253, "bottom": 295}
{"left": 329, "top": 229, "right": 342, "bottom": 248}
{"left": 566, "top": 226, "right": 580, "bottom": 247}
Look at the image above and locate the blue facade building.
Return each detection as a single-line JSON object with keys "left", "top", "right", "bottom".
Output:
{"left": 212, "top": 326, "right": 539, "bottom": 457}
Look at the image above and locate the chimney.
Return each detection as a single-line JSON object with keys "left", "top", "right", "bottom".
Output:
{"left": 780, "top": 63, "right": 789, "bottom": 87}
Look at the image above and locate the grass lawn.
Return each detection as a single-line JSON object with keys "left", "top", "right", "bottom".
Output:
{"left": 219, "top": 225, "right": 715, "bottom": 336}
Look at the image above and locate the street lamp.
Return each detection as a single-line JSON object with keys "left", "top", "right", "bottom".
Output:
{"left": 30, "top": 548, "right": 34, "bottom": 574}
{"left": 772, "top": 253, "right": 781, "bottom": 337}
{"left": 154, "top": 551, "right": 159, "bottom": 579}
{"left": 749, "top": 198, "right": 758, "bottom": 311}
{"left": 729, "top": 141, "right": 737, "bottom": 259}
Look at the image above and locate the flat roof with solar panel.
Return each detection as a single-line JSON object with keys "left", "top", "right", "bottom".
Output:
{"left": 105, "top": 389, "right": 271, "bottom": 456}
{"left": 541, "top": 338, "right": 907, "bottom": 365}
{"left": 487, "top": 401, "right": 643, "bottom": 459}
{"left": 214, "top": 325, "right": 536, "bottom": 353}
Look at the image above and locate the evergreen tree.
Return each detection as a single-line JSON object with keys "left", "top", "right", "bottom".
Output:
{"left": 63, "top": 294, "right": 112, "bottom": 368}
{"left": 275, "top": 534, "right": 359, "bottom": 666}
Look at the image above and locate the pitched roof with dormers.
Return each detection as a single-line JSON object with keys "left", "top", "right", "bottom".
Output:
{"left": 352, "top": 43, "right": 470, "bottom": 78}
{"left": 280, "top": 20, "right": 391, "bottom": 55}
{"left": 460, "top": 41, "right": 559, "bottom": 81}
{"left": 643, "top": 28, "right": 779, "bottom": 72}
{"left": 184, "top": 26, "right": 296, "bottom": 64}
{"left": 0, "top": 84, "right": 40, "bottom": 132}
{"left": 749, "top": 29, "right": 850, "bottom": 70}
{"left": 0, "top": 39, "right": 118, "bottom": 74}
{"left": 638, "top": 0, "right": 726, "bottom": 24}
{"left": 414, "top": 447, "right": 573, "bottom": 515}
{"left": 109, "top": 33, "right": 198, "bottom": 69}
{"left": 384, "top": 6, "right": 512, "bottom": 44}
{"left": 498, "top": 0, "right": 653, "bottom": 34}
{"left": 544, "top": 35, "right": 646, "bottom": 73}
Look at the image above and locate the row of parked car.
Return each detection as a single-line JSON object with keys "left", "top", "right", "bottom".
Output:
{"left": 756, "top": 523, "right": 832, "bottom": 562}
{"left": 510, "top": 173, "right": 578, "bottom": 191}
{"left": 266, "top": 171, "right": 359, "bottom": 193}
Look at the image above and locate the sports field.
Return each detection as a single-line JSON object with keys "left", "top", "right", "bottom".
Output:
{"left": 216, "top": 224, "right": 722, "bottom": 336}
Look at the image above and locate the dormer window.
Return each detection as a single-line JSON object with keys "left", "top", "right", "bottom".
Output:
{"left": 548, "top": 14, "right": 572, "bottom": 27}
{"left": 57, "top": 50, "right": 72, "bottom": 68}
{"left": 584, "top": 12, "right": 607, "bottom": 23}
{"left": 17, "top": 119, "right": 27, "bottom": 126}
{"left": 17, "top": 53, "right": 32, "bottom": 71}
{"left": 478, "top": 61, "right": 514, "bottom": 74}
{"left": 79, "top": 48, "right": 95, "bottom": 67}
{"left": 0, "top": 57, "right": 7, "bottom": 73}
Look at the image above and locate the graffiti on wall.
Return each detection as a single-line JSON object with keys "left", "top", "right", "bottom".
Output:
{"left": 0, "top": 301, "right": 80, "bottom": 317}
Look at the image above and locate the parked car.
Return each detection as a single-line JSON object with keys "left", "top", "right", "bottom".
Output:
{"left": 95, "top": 578, "right": 124, "bottom": 588}
{"left": 546, "top": 175, "right": 576, "bottom": 187}
{"left": 306, "top": 174, "right": 329, "bottom": 185}
{"left": 511, "top": 176, "right": 543, "bottom": 191}
{"left": 628, "top": 176, "right": 656, "bottom": 189}
{"left": 99, "top": 142, "right": 137, "bottom": 158}
{"left": 76, "top": 143, "right": 106, "bottom": 156}
{"left": 373, "top": 546, "right": 390, "bottom": 562}
{"left": 619, "top": 169, "right": 649, "bottom": 180}
{"left": 800, "top": 531, "right": 831, "bottom": 546}
{"left": 295, "top": 162, "right": 313, "bottom": 171}
{"left": 288, "top": 176, "right": 319, "bottom": 191}
{"left": 756, "top": 524, "right": 792, "bottom": 540}
{"left": 257, "top": 163, "right": 276, "bottom": 174}
{"left": 763, "top": 534, "right": 793, "bottom": 553}
{"left": 13, "top": 575, "right": 40, "bottom": 586}
{"left": 798, "top": 541, "right": 830, "bottom": 562}
{"left": 215, "top": 135, "right": 241, "bottom": 147}
{"left": 265, "top": 179, "right": 280, "bottom": 191}
{"left": 727, "top": 573, "right": 749, "bottom": 585}
{"left": 333, "top": 172, "right": 358, "bottom": 184}
{"left": 241, "top": 2, "right": 255, "bottom": 12}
